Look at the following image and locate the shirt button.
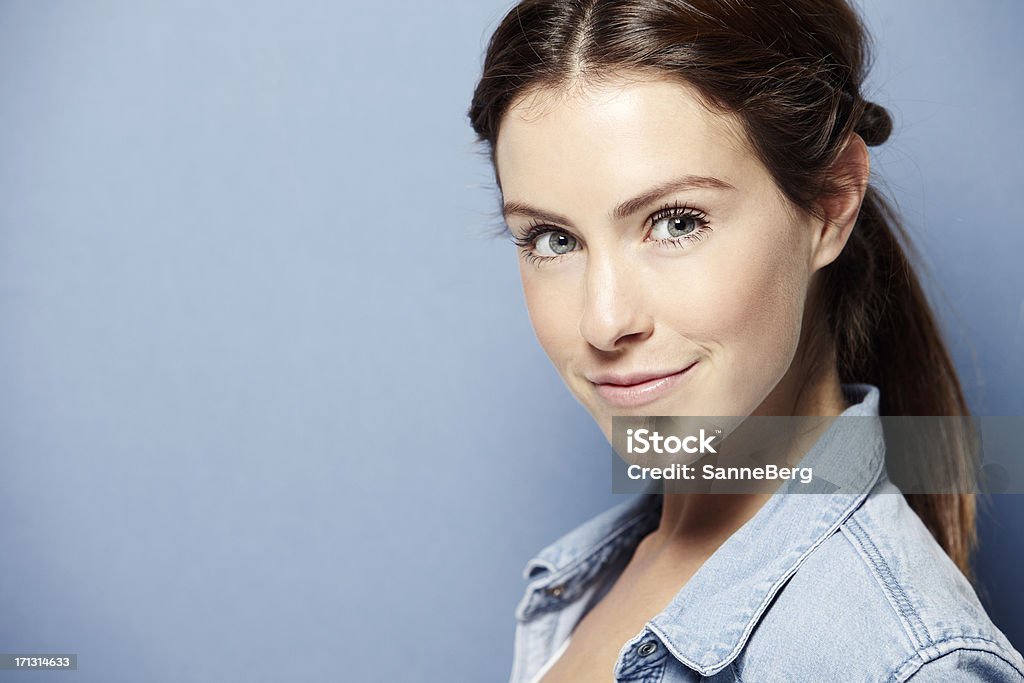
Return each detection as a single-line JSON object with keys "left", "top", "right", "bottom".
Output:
{"left": 545, "top": 584, "right": 566, "bottom": 598}
{"left": 638, "top": 641, "right": 658, "bottom": 656}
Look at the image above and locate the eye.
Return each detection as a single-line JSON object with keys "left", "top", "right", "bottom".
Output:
{"left": 645, "top": 203, "right": 713, "bottom": 249}
{"left": 509, "top": 224, "right": 581, "bottom": 265}
{"left": 650, "top": 213, "right": 700, "bottom": 240}
{"left": 533, "top": 230, "right": 579, "bottom": 257}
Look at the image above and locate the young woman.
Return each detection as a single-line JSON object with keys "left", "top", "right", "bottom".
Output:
{"left": 468, "top": 1, "right": 1023, "bottom": 681}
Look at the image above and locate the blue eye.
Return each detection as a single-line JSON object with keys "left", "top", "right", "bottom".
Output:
{"left": 646, "top": 204, "right": 712, "bottom": 248}
{"left": 651, "top": 214, "right": 699, "bottom": 239}
{"left": 534, "top": 231, "right": 578, "bottom": 257}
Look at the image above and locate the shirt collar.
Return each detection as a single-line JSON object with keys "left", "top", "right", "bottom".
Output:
{"left": 517, "top": 383, "right": 885, "bottom": 676}
{"left": 515, "top": 483, "right": 662, "bottom": 620}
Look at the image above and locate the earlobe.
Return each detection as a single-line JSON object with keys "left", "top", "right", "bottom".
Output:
{"left": 810, "top": 134, "right": 871, "bottom": 273}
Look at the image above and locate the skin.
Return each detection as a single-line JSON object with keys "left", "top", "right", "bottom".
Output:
{"left": 494, "top": 73, "right": 870, "bottom": 681}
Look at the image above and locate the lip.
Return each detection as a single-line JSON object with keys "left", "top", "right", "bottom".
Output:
{"left": 588, "top": 361, "right": 699, "bottom": 409}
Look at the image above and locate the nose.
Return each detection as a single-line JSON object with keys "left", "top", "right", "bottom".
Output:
{"left": 578, "top": 251, "right": 653, "bottom": 351}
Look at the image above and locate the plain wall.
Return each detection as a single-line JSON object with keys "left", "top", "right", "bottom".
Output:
{"left": 0, "top": 1, "right": 1021, "bottom": 681}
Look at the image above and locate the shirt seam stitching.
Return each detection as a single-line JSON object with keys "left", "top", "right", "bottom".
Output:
{"left": 841, "top": 516, "right": 933, "bottom": 649}
{"left": 886, "top": 636, "right": 1024, "bottom": 682}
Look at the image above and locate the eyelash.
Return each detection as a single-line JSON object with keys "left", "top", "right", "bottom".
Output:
{"left": 510, "top": 201, "right": 713, "bottom": 265}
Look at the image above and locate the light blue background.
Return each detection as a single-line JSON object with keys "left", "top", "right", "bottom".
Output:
{"left": 0, "top": 1, "right": 1021, "bottom": 681}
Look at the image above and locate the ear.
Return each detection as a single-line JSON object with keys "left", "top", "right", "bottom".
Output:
{"left": 809, "top": 134, "right": 871, "bottom": 273}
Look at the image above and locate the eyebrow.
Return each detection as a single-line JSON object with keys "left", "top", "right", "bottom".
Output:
{"left": 501, "top": 174, "right": 736, "bottom": 226}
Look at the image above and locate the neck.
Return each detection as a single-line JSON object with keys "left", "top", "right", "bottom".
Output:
{"left": 645, "top": 358, "right": 849, "bottom": 560}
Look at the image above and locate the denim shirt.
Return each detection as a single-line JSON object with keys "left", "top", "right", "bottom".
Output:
{"left": 508, "top": 384, "right": 1024, "bottom": 682}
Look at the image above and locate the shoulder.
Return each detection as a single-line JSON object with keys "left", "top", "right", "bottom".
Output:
{"left": 735, "top": 481, "right": 1024, "bottom": 682}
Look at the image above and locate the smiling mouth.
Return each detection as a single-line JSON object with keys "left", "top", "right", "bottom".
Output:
{"left": 589, "top": 361, "right": 699, "bottom": 409}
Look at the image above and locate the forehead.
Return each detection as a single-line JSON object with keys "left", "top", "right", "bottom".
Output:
{"left": 494, "top": 76, "right": 756, "bottom": 208}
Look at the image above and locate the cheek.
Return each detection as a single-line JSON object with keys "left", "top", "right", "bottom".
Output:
{"left": 726, "top": 238, "right": 805, "bottom": 340}
{"left": 519, "top": 267, "right": 581, "bottom": 367}
{"left": 659, "top": 218, "right": 810, "bottom": 381}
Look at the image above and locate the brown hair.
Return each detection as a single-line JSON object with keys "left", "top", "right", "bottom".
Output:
{"left": 467, "top": 0, "right": 976, "bottom": 575}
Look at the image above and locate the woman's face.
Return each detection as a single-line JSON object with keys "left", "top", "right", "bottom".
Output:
{"left": 494, "top": 76, "right": 832, "bottom": 440}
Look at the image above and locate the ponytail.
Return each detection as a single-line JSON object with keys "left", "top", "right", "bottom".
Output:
{"left": 824, "top": 185, "right": 976, "bottom": 577}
